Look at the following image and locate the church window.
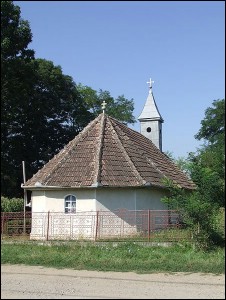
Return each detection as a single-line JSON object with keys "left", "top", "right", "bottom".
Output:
{"left": 147, "top": 127, "right": 151, "bottom": 133}
{"left": 65, "top": 194, "right": 76, "bottom": 213}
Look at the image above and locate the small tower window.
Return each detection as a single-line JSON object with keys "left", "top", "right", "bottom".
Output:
{"left": 65, "top": 194, "right": 76, "bottom": 213}
{"left": 147, "top": 127, "right": 151, "bottom": 133}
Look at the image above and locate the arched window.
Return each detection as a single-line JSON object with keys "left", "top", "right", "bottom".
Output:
{"left": 65, "top": 195, "right": 76, "bottom": 213}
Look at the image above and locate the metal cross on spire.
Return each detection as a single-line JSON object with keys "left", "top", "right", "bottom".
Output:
{"left": 101, "top": 100, "right": 107, "bottom": 114}
{"left": 147, "top": 78, "right": 154, "bottom": 89}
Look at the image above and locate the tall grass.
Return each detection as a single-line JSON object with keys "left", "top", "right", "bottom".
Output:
{"left": 1, "top": 241, "right": 225, "bottom": 274}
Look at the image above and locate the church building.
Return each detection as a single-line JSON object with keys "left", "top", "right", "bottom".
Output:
{"left": 22, "top": 79, "right": 195, "bottom": 240}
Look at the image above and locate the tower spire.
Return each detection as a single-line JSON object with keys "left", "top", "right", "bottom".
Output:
{"left": 138, "top": 78, "right": 164, "bottom": 151}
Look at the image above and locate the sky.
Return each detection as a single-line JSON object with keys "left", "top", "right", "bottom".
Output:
{"left": 15, "top": 1, "right": 225, "bottom": 158}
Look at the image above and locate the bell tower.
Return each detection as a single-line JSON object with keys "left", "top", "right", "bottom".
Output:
{"left": 138, "top": 78, "right": 164, "bottom": 151}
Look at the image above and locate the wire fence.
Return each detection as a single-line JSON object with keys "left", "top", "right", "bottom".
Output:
{"left": 1, "top": 210, "right": 192, "bottom": 242}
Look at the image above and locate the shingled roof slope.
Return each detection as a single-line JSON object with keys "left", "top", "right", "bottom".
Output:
{"left": 24, "top": 113, "right": 195, "bottom": 189}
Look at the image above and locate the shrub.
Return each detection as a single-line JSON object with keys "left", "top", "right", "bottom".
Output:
{"left": 1, "top": 196, "right": 24, "bottom": 212}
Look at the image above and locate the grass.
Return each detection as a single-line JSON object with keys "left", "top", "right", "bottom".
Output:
{"left": 1, "top": 240, "right": 225, "bottom": 274}
{"left": 97, "top": 228, "right": 192, "bottom": 242}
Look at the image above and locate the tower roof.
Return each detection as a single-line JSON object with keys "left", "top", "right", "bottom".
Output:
{"left": 24, "top": 113, "right": 195, "bottom": 190}
{"left": 138, "top": 79, "right": 164, "bottom": 122}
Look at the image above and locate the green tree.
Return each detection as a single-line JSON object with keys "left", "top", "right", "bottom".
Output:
{"left": 195, "top": 99, "right": 224, "bottom": 146}
{"left": 1, "top": 1, "right": 135, "bottom": 199}
{"left": 1, "top": 1, "right": 35, "bottom": 197}
{"left": 162, "top": 175, "right": 224, "bottom": 249}
{"left": 1, "top": 1, "right": 34, "bottom": 61}
{"left": 168, "top": 99, "right": 225, "bottom": 207}
{"left": 162, "top": 99, "right": 225, "bottom": 248}
{"left": 24, "top": 59, "right": 92, "bottom": 169}
{"left": 77, "top": 84, "right": 136, "bottom": 125}
{"left": 194, "top": 99, "right": 225, "bottom": 207}
{"left": 1, "top": 2, "right": 92, "bottom": 198}
{"left": 1, "top": 58, "right": 92, "bottom": 198}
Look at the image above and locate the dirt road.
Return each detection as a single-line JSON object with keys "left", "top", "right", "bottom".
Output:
{"left": 1, "top": 264, "right": 225, "bottom": 299}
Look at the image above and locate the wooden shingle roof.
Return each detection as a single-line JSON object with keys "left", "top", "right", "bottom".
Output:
{"left": 24, "top": 113, "right": 195, "bottom": 189}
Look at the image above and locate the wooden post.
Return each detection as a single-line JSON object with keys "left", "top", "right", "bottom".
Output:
{"left": 46, "top": 211, "right": 50, "bottom": 241}
{"left": 1, "top": 212, "right": 5, "bottom": 239}
{"left": 95, "top": 211, "right": 99, "bottom": 241}
{"left": 22, "top": 161, "right": 27, "bottom": 235}
{"left": 148, "top": 209, "right": 150, "bottom": 242}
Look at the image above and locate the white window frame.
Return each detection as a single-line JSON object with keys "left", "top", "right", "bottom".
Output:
{"left": 64, "top": 194, "right": 76, "bottom": 214}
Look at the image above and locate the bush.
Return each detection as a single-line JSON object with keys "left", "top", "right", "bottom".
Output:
{"left": 1, "top": 196, "right": 24, "bottom": 212}
{"left": 161, "top": 177, "right": 225, "bottom": 249}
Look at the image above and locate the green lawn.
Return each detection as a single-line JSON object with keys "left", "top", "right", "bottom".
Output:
{"left": 1, "top": 240, "right": 225, "bottom": 274}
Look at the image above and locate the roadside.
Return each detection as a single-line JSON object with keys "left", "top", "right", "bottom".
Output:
{"left": 1, "top": 264, "right": 225, "bottom": 299}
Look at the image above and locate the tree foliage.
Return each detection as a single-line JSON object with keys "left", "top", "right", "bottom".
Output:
{"left": 194, "top": 99, "right": 225, "bottom": 207}
{"left": 77, "top": 84, "right": 136, "bottom": 125}
{"left": 1, "top": 1, "right": 34, "bottom": 61}
{"left": 162, "top": 99, "right": 225, "bottom": 248}
{"left": 1, "top": 1, "right": 35, "bottom": 197}
{"left": 1, "top": 2, "right": 92, "bottom": 197}
{"left": 195, "top": 99, "right": 224, "bottom": 146}
{"left": 1, "top": 1, "right": 137, "bottom": 198}
{"left": 162, "top": 176, "right": 224, "bottom": 249}
{"left": 195, "top": 99, "right": 225, "bottom": 187}
{"left": 1, "top": 56, "right": 93, "bottom": 198}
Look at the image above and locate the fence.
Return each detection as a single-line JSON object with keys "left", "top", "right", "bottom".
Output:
{"left": 1, "top": 211, "right": 32, "bottom": 236}
{"left": 1, "top": 210, "right": 191, "bottom": 242}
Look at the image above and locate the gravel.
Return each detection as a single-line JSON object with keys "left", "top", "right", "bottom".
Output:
{"left": 1, "top": 264, "right": 225, "bottom": 299}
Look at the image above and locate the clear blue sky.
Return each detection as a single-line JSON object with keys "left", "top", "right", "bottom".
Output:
{"left": 15, "top": 1, "right": 225, "bottom": 158}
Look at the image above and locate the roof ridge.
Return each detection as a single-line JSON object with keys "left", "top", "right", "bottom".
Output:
{"left": 108, "top": 117, "right": 146, "bottom": 185}
{"left": 110, "top": 118, "right": 159, "bottom": 184}
{"left": 44, "top": 115, "right": 103, "bottom": 185}
{"left": 145, "top": 156, "right": 168, "bottom": 185}
{"left": 26, "top": 115, "right": 102, "bottom": 185}
{"left": 92, "top": 113, "right": 106, "bottom": 186}
{"left": 108, "top": 117, "right": 194, "bottom": 188}
{"left": 148, "top": 151, "right": 196, "bottom": 188}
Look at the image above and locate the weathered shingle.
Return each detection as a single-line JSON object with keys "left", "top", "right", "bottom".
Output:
{"left": 24, "top": 113, "right": 195, "bottom": 189}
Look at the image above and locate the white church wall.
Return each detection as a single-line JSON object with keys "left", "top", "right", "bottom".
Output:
{"left": 94, "top": 188, "right": 167, "bottom": 239}
{"left": 31, "top": 190, "right": 46, "bottom": 212}
{"left": 30, "top": 188, "right": 97, "bottom": 240}
{"left": 29, "top": 187, "right": 170, "bottom": 240}
{"left": 135, "top": 188, "right": 168, "bottom": 232}
{"left": 95, "top": 187, "right": 167, "bottom": 211}
{"left": 31, "top": 189, "right": 96, "bottom": 213}
{"left": 95, "top": 188, "right": 137, "bottom": 238}
{"left": 95, "top": 188, "right": 138, "bottom": 238}
{"left": 96, "top": 188, "right": 136, "bottom": 211}
{"left": 135, "top": 188, "right": 167, "bottom": 210}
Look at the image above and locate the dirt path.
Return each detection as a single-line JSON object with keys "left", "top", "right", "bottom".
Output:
{"left": 1, "top": 264, "right": 225, "bottom": 299}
